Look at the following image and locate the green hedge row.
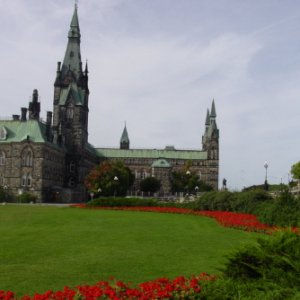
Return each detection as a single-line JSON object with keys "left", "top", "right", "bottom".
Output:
{"left": 193, "top": 189, "right": 300, "bottom": 227}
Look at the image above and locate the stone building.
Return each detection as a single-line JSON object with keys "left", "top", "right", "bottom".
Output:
{"left": 0, "top": 5, "right": 219, "bottom": 202}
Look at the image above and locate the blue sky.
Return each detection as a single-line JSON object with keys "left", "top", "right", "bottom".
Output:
{"left": 0, "top": 0, "right": 300, "bottom": 189}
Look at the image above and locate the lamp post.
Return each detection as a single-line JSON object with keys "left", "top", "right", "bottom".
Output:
{"left": 264, "top": 161, "right": 269, "bottom": 190}
{"left": 113, "top": 176, "right": 119, "bottom": 198}
{"left": 185, "top": 170, "right": 191, "bottom": 196}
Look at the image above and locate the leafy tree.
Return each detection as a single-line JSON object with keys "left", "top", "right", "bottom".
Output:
{"left": 85, "top": 160, "right": 134, "bottom": 197}
{"left": 291, "top": 161, "right": 300, "bottom": 180}
{"left": 140, "top": 177, "right": 161, "bottom": 194}
{"left": 171, "top": 169, "right": 212, "bottom": 194}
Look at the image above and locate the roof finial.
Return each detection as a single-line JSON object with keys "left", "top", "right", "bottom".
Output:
{"left": 75, "top": 0, "right": 78, "bottom": 9}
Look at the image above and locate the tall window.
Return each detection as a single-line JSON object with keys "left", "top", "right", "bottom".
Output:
{"left": 0, "top": 151, "right": 5, "bottom": 166}
{"left": 0, "top": 126, "right": 7, "bottom": 140}
{"left": 66, "top": 105, "right": 74, "bottom": 120}
{"left": 21, "top": 173, "right": 32, "bottom": 187}
{"left": 21, "top": 148, "right": 33, "bottom": 167}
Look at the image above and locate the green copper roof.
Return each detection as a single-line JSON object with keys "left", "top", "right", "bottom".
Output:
{"left": 0, "top": 120, "right": 47, "bottom": 143}
{"left": 210, "top": 99, "right": 216, "bottom": 118}
{"left": 152, "top": 158, "right": 171, "bottom": 168}
{"left": 96, "top": 148, "right": 207, "bottom": 160}
{"left": 59, "top": 82, "right": 86, "bottom": 105}
{"left": 120, "top": 125, "right": 130, "bottom": 143}
{"left": 205, "top": 109, "right": 210, "bottom": 126}
{"left": 61, "top": 5, "right": 82, "bottom": 80}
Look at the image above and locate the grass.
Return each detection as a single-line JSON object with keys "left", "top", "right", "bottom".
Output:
{"left": 0, "top": 205, "right": 259, "bottom": 296}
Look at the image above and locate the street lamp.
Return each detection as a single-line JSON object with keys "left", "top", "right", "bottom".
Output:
{"left": 264, "top": 161, "right": 269, "bottom": 190}
{"left": 113, "top": 176, "right": 119, "bottom": 198}
{"left": 185, "top": 170, "right": 191, "bottom": 196}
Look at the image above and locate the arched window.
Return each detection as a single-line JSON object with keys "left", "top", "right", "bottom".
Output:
{"left": 27, "top": 173, "right": 32, "bottom": 187}
{"left": 0, "top": 126, "right": 7, "bottom": 140}
{"left": 0, "top": 151, "right": 5, "bottom": 166}
{"left": 21, "top": 174, "right": 27, "bottom": 186}
{"left": 21, "top": 173, "right": 32, "bottom": 187}
{"left": 66, "top": 105, "right": 74, "bottom": 120}
{"left": 21, "top": 148, "right": 33, "bottom": 167}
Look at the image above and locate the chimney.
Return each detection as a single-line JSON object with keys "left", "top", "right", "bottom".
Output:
{"left": 21, "top": 108, "right": 27, "bottom": 121}
{"left": 12, "top": 115, "right": 20, "bottom": 121}
{"left": 46, "top": 111, "right": 53, "bottom": 141}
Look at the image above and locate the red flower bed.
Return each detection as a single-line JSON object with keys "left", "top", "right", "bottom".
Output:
{"left": 0, "top": 273, "right": 216, "bottom": 300}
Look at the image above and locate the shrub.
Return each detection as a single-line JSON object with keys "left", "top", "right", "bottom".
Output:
{"left": 223, "top": 230, "right": 300, "bottom": 287}
{"left": 0, "top": 187, "right": 14, "bottom": 202}
{"left": 17, "top": 192, "right": 37, "bottom": 203}
{"left": 200, "top": 230, "right": 300, "bottom": 299}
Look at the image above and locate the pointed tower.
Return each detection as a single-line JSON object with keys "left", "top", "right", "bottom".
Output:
{"left": 202, "top": 100, "right": 219, "bottom": 189}
{"left": 52, "top": 4, "right": 90, "bottom": 188}
{"left": 202, "top": 100, "right": 219, "bottom": 155}
{"left": 52, "top": 3, "right": 89, "bottom": 150}
{"left": 28, "top": 89, "right": 41, "bottom": 120}
{"left": 120, "top": 124, "right": 130, "bottom": 150}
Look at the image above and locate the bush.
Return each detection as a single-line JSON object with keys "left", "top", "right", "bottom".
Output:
{"left": 87, "top": 197, "right": 159, "bottom": 207}
{"left": 201, "top": 230, "right": 300, "bottom": 299}
{"left": 223, "top": 230, "right": 300, "bottom": 286}
{"left": 194, "top": 189, "right": 300, "bottom": 228}
{"left": 257, "top": 188, "right": 300, "bottom": 227}
{"left": 17, "top": 192, "right": 37, "bottom": 203}
{"left": 0, "top": 187, "right": 14, "bottom": 202}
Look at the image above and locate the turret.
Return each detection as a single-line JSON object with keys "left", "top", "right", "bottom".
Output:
{"left": 28, "top": 89, "right": 41, "bottom": 120}
{"left": 120, "top": 124, "right": 130, "bottom": 150}
{"left": 202, "top": 100, "right": 219, "bottom": 158}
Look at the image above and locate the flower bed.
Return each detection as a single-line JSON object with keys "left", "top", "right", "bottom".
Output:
{"left": 0, "top": 273, "right": 216, "bottom": 300}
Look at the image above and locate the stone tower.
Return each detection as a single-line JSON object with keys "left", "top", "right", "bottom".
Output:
{"left": 202, "top": 100, "right": 219, "bottom": 160}
{"left": 52, "top": 4, "right": 90, "bottom": 189}
{"left": 28, "top": 89, "right": 41, "bottom": 120}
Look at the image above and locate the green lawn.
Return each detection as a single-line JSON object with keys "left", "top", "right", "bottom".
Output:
{"left": 0, "top": 205, "right": 259, "bottom": 296}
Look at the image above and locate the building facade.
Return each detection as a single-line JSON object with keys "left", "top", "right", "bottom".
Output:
{"left": 0, "top": 5, "right": 219, "bottom": 202}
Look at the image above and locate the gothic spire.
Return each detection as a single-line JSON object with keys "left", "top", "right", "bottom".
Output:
{"left": 61, "top": 4, "right": 82, "bottom": 81}
{"left": 120, "top": 123, "right": 130, "bottom": 149}
{"left": 210, "top": 99, "right": 216, "bottom": 118}
{"left": 205, "top": 109, "right": 210, "bottom": 126}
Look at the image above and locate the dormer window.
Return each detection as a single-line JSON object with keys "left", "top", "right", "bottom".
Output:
{"left": 0, "top": 126, "right": 7, "bottom": 140}
{"left": 0, "top": 151, "right": 5, "bottom": 166}
{"left": 66, "top": 105, "right": 74, "bottom": 120}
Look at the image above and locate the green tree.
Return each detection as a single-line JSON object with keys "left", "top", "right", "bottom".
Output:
{"left": 171, "top": 169, "right": 212, "bottom": 194}
{"left": 140, "top": 177, "right": 161, "bottom": 194}
{"left": 291, "top": 161, "right": 300, "bottom": 180}
{"left": 85, "top": 160, "right": 134, "bottom": 197}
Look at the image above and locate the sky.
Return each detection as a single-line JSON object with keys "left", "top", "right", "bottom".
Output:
{"left": 0, "top": 0, "right": 300, "bottom": 190}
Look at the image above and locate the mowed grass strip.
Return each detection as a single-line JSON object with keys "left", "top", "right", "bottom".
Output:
{"left": 0, "top": 205, "right": 259, "bottom": 296}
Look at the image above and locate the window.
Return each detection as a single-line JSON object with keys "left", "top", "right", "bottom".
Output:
{"left": 21, "top": 173, "right": 32, "bottom": 187}
{"left": 21, "top": 148, "right": 33, "bottom": 167}
{"left": 0, "top": 126, "right": 7, "bottom": 140}
{"left": 21, "top": 174, "right": 27, "bottom": 186}
{"left": 0, "top": 151, "right": 5, "bottom": 166}
{"left": 66, "top": 105, "right": 74, "bottom": 120}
